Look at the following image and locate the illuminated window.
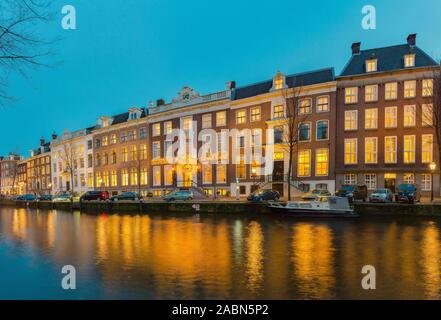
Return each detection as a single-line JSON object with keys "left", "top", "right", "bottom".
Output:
{"left": 345, "top": 87, "right": 358, "bottom": 104}
{"left": 385, "top": 107, "right": 397, "bottom": 128}
{"left": 384, "top": 136, "right": 397, "bottom": 164}
{"left": 344, "top": 110, "right": 358, "bottom": 131}
{"left": 251, "top": 107, "right": 261, "bottom": 122}
{"left": 365, "top": 85, "right": 378, "bottom": 102}
{"left": 422, "top": 174, "right": 432, "bottom": 191}
{"left": 202, "top": 164, "right": 212, "bottom": 184}
{"left": 164, "top": 165, "right": 173, "bottom": 186}
{"left": 298, "top": 99, "right": 311, "bottom": 114}
{"left": 202, "top": 114, "right": 212, "bottom": 129}
{"left": 182, "top": 117, "right": 192, "bottom": 131}
{"left": 164, "top": 121, "right": 173, "bottom": 134}
{"left": 129, "top": 168, "right": 137, "bottom": 185}
{"left": 236, "top": 110, "right": 246, "bottom": 124}
{"left": 344, "top": 173, "right": 356, "bottom": 185}
{"left": 404, "top": 54, "right": 415, "bottom": 68}
{"left": 365, "top": 108, "right": 378, "bottom": 129}
{"left": 164, "top": 140, "right": 172, "bottom": 159}
{"left": 102, "top": 136, "right": 108, "bottom": 146}
{"left": 274, "top": 77, "right": 284, "bottom": 90}
{"left": 403, "top": 135, "right": 416, "bottom": 163}
{"left": 88, "top": 173, "right": 93, "bottom": 188}
{"left": 365, "top": 137, "right": 377, "bottom": 164}
{"left": 152, "top": 123, "right": 161, "bottom": 136}
{"left": 216, "top": 164, "right": 227, "bottom": 184}
{"left": 422, "top": 104, "right": 433, "bottom": 127}
{"left": 365, "top": 174, "right": 376, "bottom": 190}
{"left": 404, "top": 105, "right": 416, "bottom": 127}
{"left": 274, "top": 126, "right": 283, "bottom": 143}
{"left": 111, "top": 171, "right": 117, "bottom": 186}
{"left": 344, "top": 138, "right": 357, "bottom": 164}
{"left": 385, "top": 82, "right": 398, "bottom": 100}
{"left": 274, "top": 152, "right": 284, "bottom": 160}
{"left": 366, "top": 59, "right": 377, "bottom": 72}
{"left": 316, "top": 120, "right": 329, "bottom": 140}
{"left": 422, "top": 134, "right": 433, "bottom": 163}
{"left": 236, "top": 159, "right": 246, "bottom": 179}
{"left": 152, "top": 142, "right": 161, "bottom": 159}
{"left": 139, "top": 127, "right": 147, "bottom": 139}
{"left": 298, "top": 149, "right": 311, "bottom": 177}
{"left": 139, "top": 144, "right": 147, "bottom": 160}
{"left": 216, "top": 111, "right": 226, "bottom": 127}
{"left": 316, "top": 96, "right": 330, "bottom": 112}
{"left": 121, "top": 169, "right": 129, "bottom": 186}
{"left": 131, "top": 145, "right": 137, "bottom": 161}
{"left": 315, "top": 148, "right": 329, "bottom": 176}
{"left": 121, "top": 147, "right": 128, "bottom": 162}
{"left": 272, "top": 105, "right": 284, "bottom": 118}
{"left": 140, "top": 168, "right": 148, "bottom": 185}
{"left": 404, "top": 80, "right": 416, "bottom": 98}
{"left": 299, "top": 123, "right": 310, "bottom": 141}
{"left": 153, "top": 166, "right": 161, "bottom": 186}
{"left": 403, "top": 173, "right": 414, "bottom": 184}
{"left": 422, "top": 79, "right": 433, "bottom": 97}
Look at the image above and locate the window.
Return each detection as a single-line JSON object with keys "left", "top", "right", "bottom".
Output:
{"left": 153, "top": 166, "right": 161, "bottom": 186}
{"left": 422, "top": 79, "right": 433, "bottom": 97}
{"left": 152, "top": 123, "right": 161, "bottom": 136}
{"left": 365, "top": 137, "right": 378, "bottom": 164}
{"left": 274, "top": 77, "right": 284, "bottom": 89}
{"left": 298, "top": 149, "right": 311, "bottom": 177}
{"left": 344, "top": 110, "right": 358, "bottom": 131}
{"left": 111, "top": 171, "right": 117, "bottom": 187}
{"left": 111, "top": 150, "right": 117, "bottom": 164}
{"left": 95, "top": 139, "right": 101, "bottom": 148}
{"left": 422, "top": 104, "right": 433, "bottom": 127}
{"left": 139, "top": 128, "right": 147, "bottom": 139}
{"left": 366, "top": 59, "right": 377, "bottom": 72}
{"left": 316, "top": 120, "right": 329, "bottom": 140}
{"left": 202, "top": 164, "right": 212, "bottom": 184}
{"left": 344, "top": 174, "right": 356, "bottom": 185}
{"left": 164, "top": 140, "right": 172, "bottom": 158}
{"left": 385, "top": 107, "right": 397, "bottom": 128}
{"left": 87, "top": 140, "right": 93, "bottom": 149}
{"left": 345, "top": 87, "right": 358, "bottom": 104}
{"left": 404, "top": 80, "right": 416, "bottom": 98}
{"left": 403, "top": 173, "right": 415, "bottom": 184}
{"left": 131, "top": 145, "right": 137, "bottom": 161}
{"left": 365, "top": 174, "right": 376, "bottom": 190}
{"left": 272, "top": 105, "right": 284, "bottom": 118}
{"left": 121, "top": 169, "right": 129, "bottom": 186}
{"left": 152, "top": 142, "right": 161, "bottom": 159}
{"left": 316, "top": 96, "right": 330, "bottom": 112}
{"left": 202, "top": 114, "right": 212, "bottom": 128}
{"left": 216, "top": 111, "right": 226, "bottom": 126}
{"left": 140, "top": 168, "right": 148, "bottom": 185}
{"left": 102, "top": 136, "right": 108, "bottom": 146}
{"left": 365, "top": 85, "right": 378, "bottom": 102}
{"left": 164, "top": 165, "right": 173, "bottom": 186}
{"left": 299, "top": 123, "right": 311, "bottom": 141}
{"left": 236, "top": 159, "right": 246, "bottom": 179}
{"left": 120, "top": 132, "right": 127, "bottom": 143}
{"left": 365, "top": 108, "right": 378, "bottom": 129}
{"left": 404, "top": 105, "right": 416, "bottom": 127}
{"left": 139, "top": 144, "right": 147, "bottom": 160}
{"left": 384, "top": 136, "right": 397, "bottom": 164}
{"left": 236, "top": 110, "right": 246, "bottom": 124}
{"left": 274, "top": 126, "right": 283, "bottom": 143}
{"left": 385, "top": 82, "right": 398, "bottom": 100}
{"left": 403, "top": 135, "right": 416, "bottom": 163}
{"left": 422, "top": 134, "right": 433, "bottom": 163}
{"left": 88, "top": 154, "right": 93, "bottom": 168}
{"left": 344, "top": 139, "right": 357, "bottom": 164}
{"left": 95, "top": 153, "right": 101, "bottom": 166}
{"left": 216, "top": 165, "right": 227, "bottom": 184}
{"left": 164, "top": 121, "right": 173, "bottom": 134}
{"left": 121, "top": 147, "right": 128, "bottom": 162}
{"left": 315, "top": 148, "right": 329, "bottom": 176}
{"left": 182, "top": 117, "right": 192, "bottom": 132}
{"left": 251, "top": 107, "right": 261, "bottom": 122}
{"left": 404, "top": 54, "right": 415, "bottom": 68}
{"left": 299, "top": 99, "right": 311, "bottom": 114}
{"left": 110, "top": 134, "right": 117, "bottom": 144}
{"left": 129, "top": 130, "right": 137, "bottom": 141}
{"left": 422, "top": 174, "right": 432, "bottom": 191}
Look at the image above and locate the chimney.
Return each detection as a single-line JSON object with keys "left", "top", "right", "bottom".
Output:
{"left": 351, "top": 42, "right": 361, "bottom": 55}
{"left": 226, "top": 81, "right": 236, "bottom": 90}
{"left": 40, "top": 137, "right": 45, "bottom": 146}
{"left": 407, "top": 33, "right": 416, "bottom": 46}
{"left": 156, "top": 99, "right": 165, "bottom": 107}
{"left": 51, "top": 132, "right": 57, "bottom": 140}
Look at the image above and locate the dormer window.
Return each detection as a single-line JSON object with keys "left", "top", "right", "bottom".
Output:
{"left": 272, "top": 72, "right": 286, "bottom": 91}
{"left": 128, "top": 107, "right": 142, "bottom": 121}
{"left": 98, "top": 116, "right": 113, "bottom": 128}
{"left": 404, "top": 54, "right": 415, "bottom": 67}
{"left": 365, "top": 59, "right": 377, "bottom": 72}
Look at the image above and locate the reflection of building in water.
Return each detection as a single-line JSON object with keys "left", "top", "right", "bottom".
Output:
{"left": 244, "top": 221, "right": 263, "bottom": 294}
{"left": 421, "top": 223, "right": 441, "bottom": 299}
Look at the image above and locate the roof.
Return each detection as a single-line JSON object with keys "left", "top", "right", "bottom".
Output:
{"left": 232, "top": 68, "right": 335, "bottom": 100}
{"left": 339, "top": 44, "right": 438, "bottom": 77}
{"left": 110, "top": 108, "right": 147, "bottom": 126}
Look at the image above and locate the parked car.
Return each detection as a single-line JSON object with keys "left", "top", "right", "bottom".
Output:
{"left": 395, "top": 184, "right": 421, "bottom": 204}
{"left": 53, "top": 193, "right": 72, "bottom": 202}
{"left": 301, "top": 189, "right": 331, "bottom": 201}
{"left": 368, "top": 188, "right": 393, "bottom": 203}
{"left": 17, "top": 194, "right": 37, "bottom": 201}
{"left": 163, "top": 190, "right": 193, "bottom": 201}
{"left": 80, "top": 190, "right": 110, "bottom": 202}
{"left": 110, "top": 192, "right": 142, "bottom": 201}
{"left": 247, "top": 189, "right": 280, "bottom": 202}
{"left": 37, "top": 194, "right": 53, "bottom": 201}
{"left": 335, "top": 185, "right": 368, "bottom": 202}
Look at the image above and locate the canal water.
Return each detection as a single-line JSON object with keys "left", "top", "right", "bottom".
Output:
{"left": 0, "top": 207, "right": 441, "bottom": 299}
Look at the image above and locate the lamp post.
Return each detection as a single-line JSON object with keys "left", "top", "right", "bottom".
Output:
{"left": 252, "top": 168, "right": 257, "bottom": 192}
{"left": 430, "top": 162, "right": 436, "bottom": 202}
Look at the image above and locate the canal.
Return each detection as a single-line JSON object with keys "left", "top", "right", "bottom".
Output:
{"left": 0, "top": 207, "right": 441, "bottom": 299}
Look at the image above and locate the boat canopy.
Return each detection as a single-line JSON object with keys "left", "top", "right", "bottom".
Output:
{"left": 324, "top": 196, "right": 350, "bottom": 210}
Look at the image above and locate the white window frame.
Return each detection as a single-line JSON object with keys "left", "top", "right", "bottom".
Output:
{"left": 344, "top": 110, "right": 358, "bottom": 131}
{"left": 316, "top": 120, "right": 329, "bottom": 141}
{"left": 345, "top": 87, "right": 358, "bottom": 104}
{"left": 344, "top": 138, "right": 358, "bottom": 165}
{"left": 385, "top": 106, "right": 398, "bottom": 128}
{"left": 316, "top": 95, "right": 330, "bottom": 113}
{"left": 422, "top": 134, "right": 433, "bottom": 164}
{"left": 385, "top": 82, "right": 398, "bottom": 100}
{"left": 364, "top": 137, "right": 378, "bottom": 164}
{"left": 365, "top": 108, "right": 378, "bottom": 130}
{"left": 404, "top": 105, "right": 416, "bottom": 127}
{"left": 365, "top": 84, "right": 378, "bottom": 102}
{"left": 384, "top": 136, "right": 397, "bottom": 164}
{"left": 403, "top": 135, "right": 416, "bottom": 164}
{"left": 404, "top": 80, "right": 416, "bottom": 98}
{"left": 365, "top": 173, "right": 377, "bottom": 190}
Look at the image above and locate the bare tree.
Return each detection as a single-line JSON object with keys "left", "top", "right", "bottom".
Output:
{"left": 62, "top": 143, "right": 76, "bottom": 194}
{"left": 279, "top": 84, "right": 310, "bottom": 200}
{"left": 0, "top": 0, "right": 53, "bottom": 105}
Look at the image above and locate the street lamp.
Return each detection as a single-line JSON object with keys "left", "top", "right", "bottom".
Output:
{"left": 430, "top": 162, "right": 436, "bottom": 202}
{"left": 252, "top": 168, "right": 257, "bottom": 192}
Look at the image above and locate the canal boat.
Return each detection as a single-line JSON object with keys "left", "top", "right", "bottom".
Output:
{"left": 268, "top": 196, "right": 358, "bottom": 218}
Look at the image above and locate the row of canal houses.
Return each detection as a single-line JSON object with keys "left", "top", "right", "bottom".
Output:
{"left": 1, "top": 34, "right": 440, "bottom": 199}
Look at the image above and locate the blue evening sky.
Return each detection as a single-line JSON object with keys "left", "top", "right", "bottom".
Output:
{"left": 1, "top": 0, "right": 440, "bottom": 156}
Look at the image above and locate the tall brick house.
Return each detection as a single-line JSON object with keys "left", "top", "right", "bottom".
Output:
{"left": 336, "top": 34, "right": 440, "bottom": 196}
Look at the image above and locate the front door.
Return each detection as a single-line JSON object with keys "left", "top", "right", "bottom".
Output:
{"left": 384, "top": 178, "right": 396, "bottom": 193}
{"left": 273, "top": 161, "right": 284, "bottom": 182}
{"left": 66, "top": 181, "right": 71, "bottom": 191}
{"left": 183, "top": 172, "right": 192, "bottom": 187}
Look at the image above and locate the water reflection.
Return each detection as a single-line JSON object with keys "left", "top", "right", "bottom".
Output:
{"left": 1, "top": 207, "right": 441, "bottom": 299}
